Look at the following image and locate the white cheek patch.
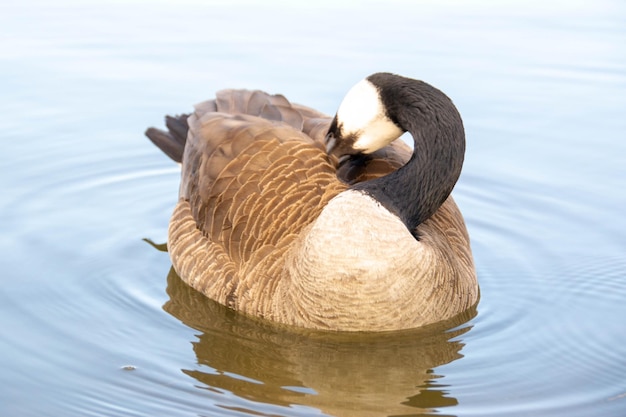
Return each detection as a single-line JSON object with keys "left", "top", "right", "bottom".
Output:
{"left": 336, "top": 78, "right": 404, "bottom": 154}
{"left": 352, "top": 117, "right": 404, "bottom": 153}
{"left": 337, "top": 79, "right": 382, "bottom": 135}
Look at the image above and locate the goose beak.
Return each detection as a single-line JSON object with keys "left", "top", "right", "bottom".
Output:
{"left": 325, "top": 132, "right": 351, "bottom": 167}
{"left": 325, "top": 132, "right": 355, "bottom": 158}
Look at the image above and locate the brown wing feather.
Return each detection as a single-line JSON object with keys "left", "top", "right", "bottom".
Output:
{"left": 171, "top": 94, "right": 347, "bottom": 311}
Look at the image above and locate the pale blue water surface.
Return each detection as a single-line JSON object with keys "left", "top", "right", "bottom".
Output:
{"left": 1, "top": 1, "right": 625, "bottom": 416}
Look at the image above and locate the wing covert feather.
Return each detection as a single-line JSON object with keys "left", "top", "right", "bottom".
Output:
{"left": 181, "top": 108, "right": 345, "bottom": 273}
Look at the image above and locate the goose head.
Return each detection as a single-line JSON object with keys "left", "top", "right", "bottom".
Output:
{"left": 326, "top": 77, "right": 405, "bottom": 159}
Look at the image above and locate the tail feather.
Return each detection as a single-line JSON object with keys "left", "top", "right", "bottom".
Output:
{"left": 145, "top": 114, "right": 190, "bottom": 163}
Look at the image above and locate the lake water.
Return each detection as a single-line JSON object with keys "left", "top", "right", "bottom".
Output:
{"left": 1, "top": 1, "right": 625, "bottom": 416}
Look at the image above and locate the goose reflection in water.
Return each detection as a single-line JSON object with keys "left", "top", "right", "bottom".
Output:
{"left": 162, "top": 268, "right": 476, "bottom": 417}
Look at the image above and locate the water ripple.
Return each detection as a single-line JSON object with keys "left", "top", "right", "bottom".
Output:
{"left": 440, "top": 170, "right": 626, "bottom": 417}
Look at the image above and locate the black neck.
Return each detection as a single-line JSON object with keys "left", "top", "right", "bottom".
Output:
{"left": 352, "top": 75, "right": 465, "bottom": 234}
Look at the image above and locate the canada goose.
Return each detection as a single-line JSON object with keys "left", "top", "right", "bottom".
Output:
{"left": 146, "top": 72, "right": 478, "bottom": 332}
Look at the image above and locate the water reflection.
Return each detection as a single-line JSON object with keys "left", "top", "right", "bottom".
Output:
{"left": 163, "top": 268, "right": 476, "bottom": 416}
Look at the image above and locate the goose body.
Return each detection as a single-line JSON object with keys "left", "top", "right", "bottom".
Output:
{"left": 146, "top": 73, "right": 479, "bottom": 331}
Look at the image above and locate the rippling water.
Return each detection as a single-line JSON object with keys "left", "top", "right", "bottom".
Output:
{"left": 1, "top": 1, "right": 625, "bottom": 416}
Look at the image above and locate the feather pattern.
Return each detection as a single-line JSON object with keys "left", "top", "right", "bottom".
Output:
{"left": 169, "top": 90, "right": 346, "bottom": 314}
